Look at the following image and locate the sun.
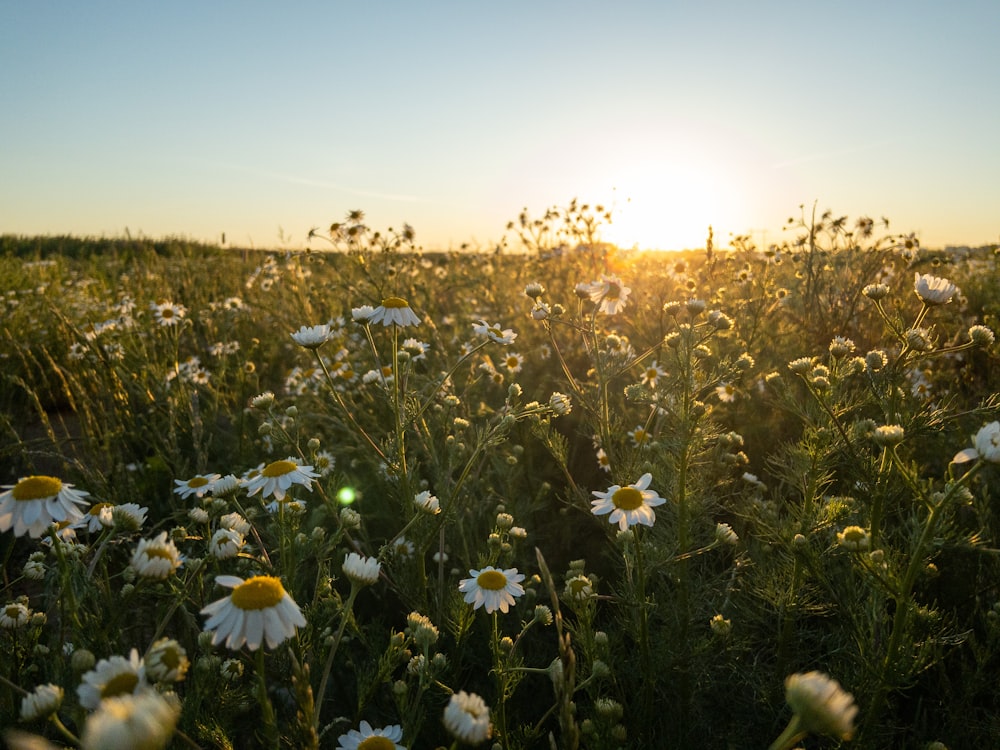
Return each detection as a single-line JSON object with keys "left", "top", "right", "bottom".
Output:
{"left": 593, "top": 161, "right": 741, "bottom": 252}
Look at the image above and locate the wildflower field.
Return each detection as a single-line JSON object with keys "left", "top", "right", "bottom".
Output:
{"left": 2, "top": 206, "right": 999, "bottom": 749}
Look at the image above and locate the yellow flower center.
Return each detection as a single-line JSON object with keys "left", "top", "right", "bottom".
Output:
{"left": 476, "top": 570, "right": 508, "bottom": 591}
{"left": 101, "top": 671, "right": 139, "bottom": 699}
{"left": 188, "top": 476, "right": 210, "bottom": 488}
{"left": 358, "top": 737, "right": 395, "bottom": 750}
{"left": 611, "top": 487, "right": 643, "bottom": 511}
{"left": 381, "top": 296, "right": 409, "bottom": 309}
{"left": 262, "top": 460, "right": 297, "bottom": 478}
{"left": 161, "top": 308, "right": 174, "bottom": 318}
{"left": 606, "top": 283, "right": 622, "bottom": 300}
{"left": 4, "top": 605, "right": 23, "bottom": 619}
{"left": 145, "top": 546, "right": 175, "bottom": 560}
{"left": 231, "top": 576, "right": 285, "bottom": 610}
{"left": 12, "top": 476, "right": 63, "bottom": 501}
{"left": 88, "top": 502, "right": 112, "bottom": 516}
{"left": 159, "top": 647, "right": 181, "bottom": 670}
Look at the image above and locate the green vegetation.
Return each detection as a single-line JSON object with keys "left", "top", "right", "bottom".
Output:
{"left": 2, "top": 205, "right": 999, "bottom": 749}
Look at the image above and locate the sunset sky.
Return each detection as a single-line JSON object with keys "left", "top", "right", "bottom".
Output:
{"left": 2, "top": 1, "right": 998, "bottom": 252}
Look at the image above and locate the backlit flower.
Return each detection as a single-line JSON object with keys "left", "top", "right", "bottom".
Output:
{"left": 914, "top": 272, "right": 958, "bottom": 305}
{"left": 443, "top": 690, "right": 491, "bottom": 744}
{"left": 20, "top": 683, "right": 64, "bottom": 722}
{"left": 458, "top": 566, "right": 525, "bottom": 614}
{"left": 784, "top": 670, "right": 858, "bottom": 740}
{"left": 369, "top": 297, "right": 421, "bottom": 327}
{"left": 473, "top": 320, "right": 517, "bottom": 345}
{"left": 639, "top": 360, "right": 666, "bottom": 388}
{"left": 343, "top": 552, "right": 382, "bottom": 586}
{"left": 953, "top": 421, "right": 1000, "bottom": 464}
{"left": 77, "top": 649, "right": 145, "bottom": 710}
{"left": 130, "top": 532, "right": 183, "bottom": 579}
{"left": 336, "top": 720, "right": 406, "bottom": 750}
{"left": 585, "top": 275, "right": 631, "bottom": 315}
{"left": 591, "top": 473, "right": 666, "bottom": 532}
{"left": 243, "top": 458, "right": 319, "bottom": 501}
{"left": 80, "top": 689, "right": 180, "bottom": 750}
{"left": 414, "top": 490, "right": 441, "bottom": 515}
{"left": 0, "top": 475, "right": 90, "bottom": 538}
{"left": 200, "top": 575, "right": 306, "bottom": 651}
{"left": 836, "top": 525, "right": 870, "bottom": 551}
{"left": 291, "top": 323, "right": 333, "bottom": 349}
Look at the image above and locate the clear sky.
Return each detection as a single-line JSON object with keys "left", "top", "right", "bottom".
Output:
{"left": 2, "top": 1, "right": 998, "bottom": 252}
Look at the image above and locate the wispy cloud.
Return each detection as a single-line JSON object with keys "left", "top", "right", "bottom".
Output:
{"left": 771, "top": 139, "right": 894, "bottom": 169}
{"left": 208, "top": 161, "right": 430, "bottom": 203}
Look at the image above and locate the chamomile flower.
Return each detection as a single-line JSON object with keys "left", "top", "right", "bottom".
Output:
{"left": 343, "top": 552, "right": 382, "bottom": 586}
{"left": 414, "top": 490, "right": 441, "bottom": 515}
{"left": 200, "top": 575, "right": 306, "bottom": 651}
{"left": 219, "top": 512, "right": 250, "bottom": 534}
{"left": 443, "top": 690, "right": 492, "bottom": 744}
{"left": 243, "top": 458, "right": 319, "bottom": 501}
{"left": 130, "top": 532, "right": 183, "bottom": 579}
{"left": 151, "top": 300, "right": 187, "bottom": 327}
{"left": 1, "top": 602, "right": 31, "bottom": 629}
{"left": 290, "top": 323, "right": 333, "bottom": 349}
{"left": 336, "top": 720, "right": 406, "bottom": 750}
{"left": 953, "top": 421, "right": 1000, "bottom": 464}
{"left": 144, "top": 638, "right": 189, "bottom": 684}
{"left": 81, "top": 502, "right": 115, "bottom": 532}
{"left": 591, "top": 473, "right": 666, "bottom": 532}
{"left": 914, "top": 272, "right": 958, "bottom": 306}
{"left": 715, "top": 383, "right": 737, "bottom": 403}
{"left": 586, "top": 274, "right": 631, "bottom": 315}
{"left": 80, "top": 689, "right": 180, "bottom": 750}
{"left": 458, "top": 566, "right": 525, "bottom": 614}
{"left": 639, "top": 360, "right": 666, "bottom": 387}
{"left": 784, "top": 670, "right": 858, "bottom": 740}
{"left": 0, "top": 475, "right": 90, "bottom": 538}
{"left": 20, "top": 683, "right": 64, "bottom": 722}
{"left": 369, "top": 297, "right": 421, "bottom": 327}
{"left": 501, "top": 352, "right": 524, "bottom": 374}
{"left": 209, "top": 528, "right": 244, "bottom": 559}
{"left": 111, "top": 503, "right": 148, "bottom": 532}
{"left": 173, "top": 474, "right": 220, "bottom": 500}
{"left": 77, "top": 649, "right": 145, "bottom": 710}
{"left": 473, "top": 320, "right": 517, "bottom": 345}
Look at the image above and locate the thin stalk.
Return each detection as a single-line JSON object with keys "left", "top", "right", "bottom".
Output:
{"left": 314, "top": 583, "right": 360, "bottom": 730}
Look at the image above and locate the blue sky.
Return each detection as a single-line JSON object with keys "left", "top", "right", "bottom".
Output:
{"left": 2, "top": 1, "right": 998, "bottom": 250}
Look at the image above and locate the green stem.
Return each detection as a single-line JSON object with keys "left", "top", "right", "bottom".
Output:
{"left": 314, "top": 583, "right": 360, "bottom": 730}
{"left": 767, "top": 714, "right": 806, "bottom": 750}
{"left": 255, "top": 646, "right": 280, "bottom": 749}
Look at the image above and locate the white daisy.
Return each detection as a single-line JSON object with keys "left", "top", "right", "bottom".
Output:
{"left": 443, "top": 690, "right": 491, "bottom": 744}
{"left": 243, "top": 458, "right": 319, "bottom": 501}
{"left": 81, "top": 501, "right": 115, "bottom": 532}
{"left": 111, "top": 503, "right": 148, "bottom": 532}
{"left": 144, "top": 638, "right": 189, "bottom": 684}
{"left": 80, "top": 688, "right": 180, "bottom": 750}
{"left": 291, "top": 323, "right": 333, "bottom": 349}
{"left": 784, "top": 670, "right": 858, "bottom": 740}
{"left": 369, "top": 297, "right": 421, "bottom": 327}
{"left": 20, "top": 682, "right": 64, "bottom": 722}
{"left": 1, "top": 602, "right": 31, "bottom": 629}
{"left": 77, "top": 649, "right": 145, "bottom": 710}
{"left": 200, "top": 575, "right": 306, "bottom": 651}
{"left": 458, "top": 566, "right": 525, "bottom": 614}
{"left": 336, "top": 720, "right": 406, "bottom": 750}
{"left": 586, "top": 274, "right": 631, "bottom": 315}
{"left": 0, "top": 475, "right": 90, "bottom": 538}
{"left": 954, "top": 421, "right": 1000, "bottom": 464}
{"left": 209, "top": 528, "right": 244, "bottom": 559}
{"left": 414, "top": 490, "right": 441, "bottom": 515}
{"left": 173, "top": 474, "right": 221, "bottom": 500}
{"left": 591, "top": 473, "right": 667, "bottom": 531}
{"left": 130, "top": 532, "right": 183, "bottom": 579}
{"left": 913, "top": 272, "right": 958, "bottom": 306}
{"left": 151, "top": 300, "right": 187, "bottom": 327}
{"left": 219, "top": 512, "right": 250, "bottom": 534}
{"left": 343, "top": 552, "right": 381, "bottom": 586}
{"left": 472, "top": 320, "right": 517, "bottom": 345}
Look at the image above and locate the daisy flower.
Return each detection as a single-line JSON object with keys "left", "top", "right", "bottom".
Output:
{"left": 458, "top": 566, "right": 525, "bottom": 614}
{"left": 209, "top": 528, "right": 245, "bottom": 559}
{"left": 1, "top": 602, "right": 31, "bottom": 629}
{"left": 391, "top": 536, "right": 415, "bottom": 558}
{"left": 443, "top": 690, "right": 492, "bottom": 744}
{"left": 784, "top": 670, "right": 858, "bottom": 740}
{"left": 243, "top": 458, "right": 319, "bottom": 501}
{"left": 953, "top": 421, "right": 1000, "bottom": 464}
{"left": 715, "top": 383, "right": 737, "bottom": 403}
{"left": 290, "top": 323, "right": 333, "bottom": 349}
{"left": 200, "top": 575, "right": 306, "bottom": 651}
{"left": 627, "top": 425, "right": 651, "bottom": 448}
{"left": 144, "top": 638, "right": 189, "bottom": 684}
{"left": 81, "top": 501, "right": 115, "bottom": 532}
{"left": 151, "top": 300, "right": 187, "bottom": 327}
{"left": 351, "top": 304, "right": 376, "bottom": 323}
{"left": 639, "top": 360, "right": 666, "bottom": 388}
{"left": 414, "top": 490, "right": 441, "bottom": 515}
{"left": 130, "top": 531, "right": 183, "bottom": 579}
{"left": 20, "top": 683, "right": 64, "bottom": 722}
{"left": 501, "top": 352, "right": 524, "bottom": 374}
{"left": 0, "top": 475, "right": 90, "bottom": 538}
{"left": 473, "top": 320, "right": 517, "bottom": 345}
{"left": 549, "top": 392, "right": 572, "bottom": 415}
{"left": 111, "top": 503, "right": 148, "bottom": 532}
{"left": 369, "top": 297, "right": 421, "bottom": 327}
{"left": 80, "top": 688, "right": 180, "bottom": 750}
{"left": 173, "top": 474, "right": 221, "bottom": 500}
{"left": 219, "top": 512, "right": 250, "bottom": 534}
{"left": 77, "top": 649, "right": 145, "bottom": 710}
{"left": 343, "top": 552, "right": 382, "bottom": 586}
{"left": 914, "top": 272, "right": 958, "bottom": 306}
{"left": 336, "top": 720, "right": 406, "bottom": 750}
{"left": 591, "top": 473, "right": 666, "bottom": 531}
{"left": 585, "top": 275, "right": 631, "bottom": 315}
